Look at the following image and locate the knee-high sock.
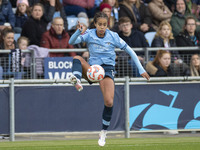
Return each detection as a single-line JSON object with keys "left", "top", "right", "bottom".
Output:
{"left": 72, "top": 59, "right": 82, "bottom": 80}
{"left": 102, "top": 105, "right": 113, "bottom": 130}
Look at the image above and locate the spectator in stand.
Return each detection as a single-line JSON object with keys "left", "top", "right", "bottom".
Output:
{"left": 146, "top": 50, "right": 174, "bottom": 77}
{"left": 103, "top": 0, "right": 119, "bottom": 22}
{"left": 90, "top": 3, "right": 118, "bottom": 31}
{"left": 40, "top": 17, "right": 75, "bottom": 57}
{"left": 40, "top": 0, "right": 68, "bottom": 31}
{"left": 116, "top": 17, "right": 148, "bottom": 77}
{"left": 176, "top": 16, "right": 200, "bottom": 48}
{"left": 148, "top": 0, "right": 172, "bottom": 30}
{"left": 170, "top": 0, "right": 200, "bottom": 37}
{"left": 152, "top": 21, "right": 176, "bottom": 48}
{"left": 63, "top": 0, "right": 96, "bottom": 18}
{"left": 15, "top": 0, "right": 31, "bottom": 33}
{"left": 119, "top": 0, "right": 154, "bottom": 33}
{"left": 190, "top": 54, "right": 200, "bottom": 76}
{"left": 0, "top": 0, "right": 16, "bottom": 31}
{"left": 21, "top": 3, "right": 48, "bottom": 46}
{"left": 0, "top": 28, "right": 16, "bottom": 75}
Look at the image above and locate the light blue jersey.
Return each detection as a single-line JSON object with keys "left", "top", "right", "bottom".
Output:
{"left": 69, "top": 29, "right": 146, "bottom": 74}
{"left": 80, "top": 29, "right": 127, "bottom": 66}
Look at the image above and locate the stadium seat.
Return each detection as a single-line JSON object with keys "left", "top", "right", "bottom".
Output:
{"left": 67, "top": 16, "right": 78, "bottom": 31}
{"left": 144, "top": 32, "right": 156, "bottom": 47}
{"left": 14, "top": 33, "right": 21, "bottom": 41}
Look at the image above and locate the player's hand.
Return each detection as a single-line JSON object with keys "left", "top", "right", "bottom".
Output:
{"left": 77, "top": 21, "right": 83, "bottom": 32}
{"left": 141, "top": 72, "right": 150, "bottom": 81}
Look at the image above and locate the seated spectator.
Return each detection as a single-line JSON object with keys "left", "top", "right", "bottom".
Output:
{"left": 176, "top": 16, "right": 200, "bottom": 51}
{"left": 15, "top": 0, "right": 31, "bottom": 33}
{"left": 40, "top": 0, "right": 68, "bottom": 31}
{"left": 190, "top": 54, "right": 200, "bottom": 76}
{"left": 0, "top": 28, "right": 17, "bottom": 78}
{"left": 146, "top": 50, "right": 174, "bottom": 77}
{"left": 103, "top": 0, "right": 119, "bottom": 22}
{"left": 152, "top": 21, "right": 176, "bottom": 48}
{"left": 148, "top": 0, "right": 172, "bottom": 30}
{"left": 0, "top": 0, "right": 16, "bottom": 31}
{"left": 40, "top": 17, "right": 75, "bottom": 57}
{"left": 63, "top": 0, "right": 96, "bottom": 18}
{"left": 119, "top": 0, "right": 154, "bottom": 33}
{"left": 170, "top": 0, "right": 200, "bottom": 37}
{"left": 21, "top": 3, "right": 48, "bottom": 46}
{"left": 115, "top": 17, "right": 148, "bottom": 77}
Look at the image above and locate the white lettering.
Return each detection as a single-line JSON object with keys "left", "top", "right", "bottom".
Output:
{"left": 48, "top": 61, "right": 72, "bottom": 69}
{"left": 48, "top": 72, "right": 73, "bottom": 79}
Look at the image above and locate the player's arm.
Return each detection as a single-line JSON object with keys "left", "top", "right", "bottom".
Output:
{"left": 124, "top": 45, "right": 150, "bottom": 80}
{"left": 69, "top": 21, "right": 83, "bottom": 45}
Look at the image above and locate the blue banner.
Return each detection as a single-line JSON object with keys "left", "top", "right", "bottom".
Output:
{"left": 129, "top": 83, "right": 200, "bottom": 130}
{"left": 44, "top": 57, "right": 73, "bottom": 79}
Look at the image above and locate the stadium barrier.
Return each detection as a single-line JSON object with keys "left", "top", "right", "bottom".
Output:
{"left": 1, "top": 76, "right": 200, "bottom": 141}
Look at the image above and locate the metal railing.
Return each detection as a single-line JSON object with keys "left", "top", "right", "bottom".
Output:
{"left": 0, "top": 46, "right": 199, "bottom": 79}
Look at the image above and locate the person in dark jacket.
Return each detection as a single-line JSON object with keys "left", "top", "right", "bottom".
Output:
{"left": 146, "top": 50, "right": 174, "bottom": 77}
{"left": 116, "top": 17, "right": 149, "bottom": 77}
{"left": 176, "top": 16, "right": 200, "bottom": 54}
{"left": 40, "top": 17, "right": 75, "bottom": 57}
{"left": 21, "top": 3, "right": 48, "bottom": 46}
{"left": 119, "top": 0, "right": 154, "bottom": 33}
{"left": 40, "top": 0, "right": 68, "bottom": 31}
{"left": 0, "top": 0, "right": 16, "bottom": 30}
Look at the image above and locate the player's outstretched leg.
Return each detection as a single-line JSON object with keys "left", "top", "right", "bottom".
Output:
{"left": 70, "top": 74, "right": 83, "bottom": 91}
{"left": 70, "top": 58, "right": 83, "bottom": 91}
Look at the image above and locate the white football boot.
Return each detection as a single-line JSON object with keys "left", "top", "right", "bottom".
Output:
{"left": 98, "top": 130, "right": 107, "bottom": 146}
{"left": 70, "top": 75, "right": 83, "bottom": 92}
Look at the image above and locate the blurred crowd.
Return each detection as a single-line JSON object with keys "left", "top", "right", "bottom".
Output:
{"left": 0, "top": 0, "right": 200, "bottom": 79}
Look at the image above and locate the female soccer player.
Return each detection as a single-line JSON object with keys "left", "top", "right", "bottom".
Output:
{"left": 69, "top": 12, "right": 150, "bottom": 147}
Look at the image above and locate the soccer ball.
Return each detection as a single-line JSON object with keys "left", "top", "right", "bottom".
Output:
{"left": 87, "top": 65, "right": 105, "bottom": 82}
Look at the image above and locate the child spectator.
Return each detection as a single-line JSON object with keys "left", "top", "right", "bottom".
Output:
{"left": 15, "top": 0, "right": 31, "bottom": 33}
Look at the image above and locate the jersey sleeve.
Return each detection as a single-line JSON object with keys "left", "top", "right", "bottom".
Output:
{"left": 80, "top": 29, "right": 90, "bottom": 43}
{"left": 114, "top": 33, "right": 127, "bottom": 49}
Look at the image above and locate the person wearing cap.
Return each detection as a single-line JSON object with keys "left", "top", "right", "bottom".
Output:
{"left": 15, "top": 0, "right": 31, "bottom": 33}
{"left": 0, "top": 0, "right": 16, "bottom": 31}
{"left": 40, "top": 17, "right": 75, "bottom": 57}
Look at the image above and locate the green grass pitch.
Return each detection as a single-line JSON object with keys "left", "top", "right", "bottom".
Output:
{"left": 0, "top": 137, "right": 200, "bottom": 150}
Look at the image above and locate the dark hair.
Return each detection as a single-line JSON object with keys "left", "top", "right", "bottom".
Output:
{"left": 119, "top": 17, "right": 131, "bottom": 25}
{"left": 93, "top": 12, "right": 109, "bottom": 24}
{"left": 183, "top": 16, "right": 196, "bottom": 31}
{"left": 31, "top": 3, "right": 44, "bottom": 13}
{"left": 0, "top": 27, "right": 15, "bottom": 43}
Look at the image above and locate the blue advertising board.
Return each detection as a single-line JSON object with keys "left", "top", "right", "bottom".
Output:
{"left": 44, "top": 57, "right": 73, "bottom": 79}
